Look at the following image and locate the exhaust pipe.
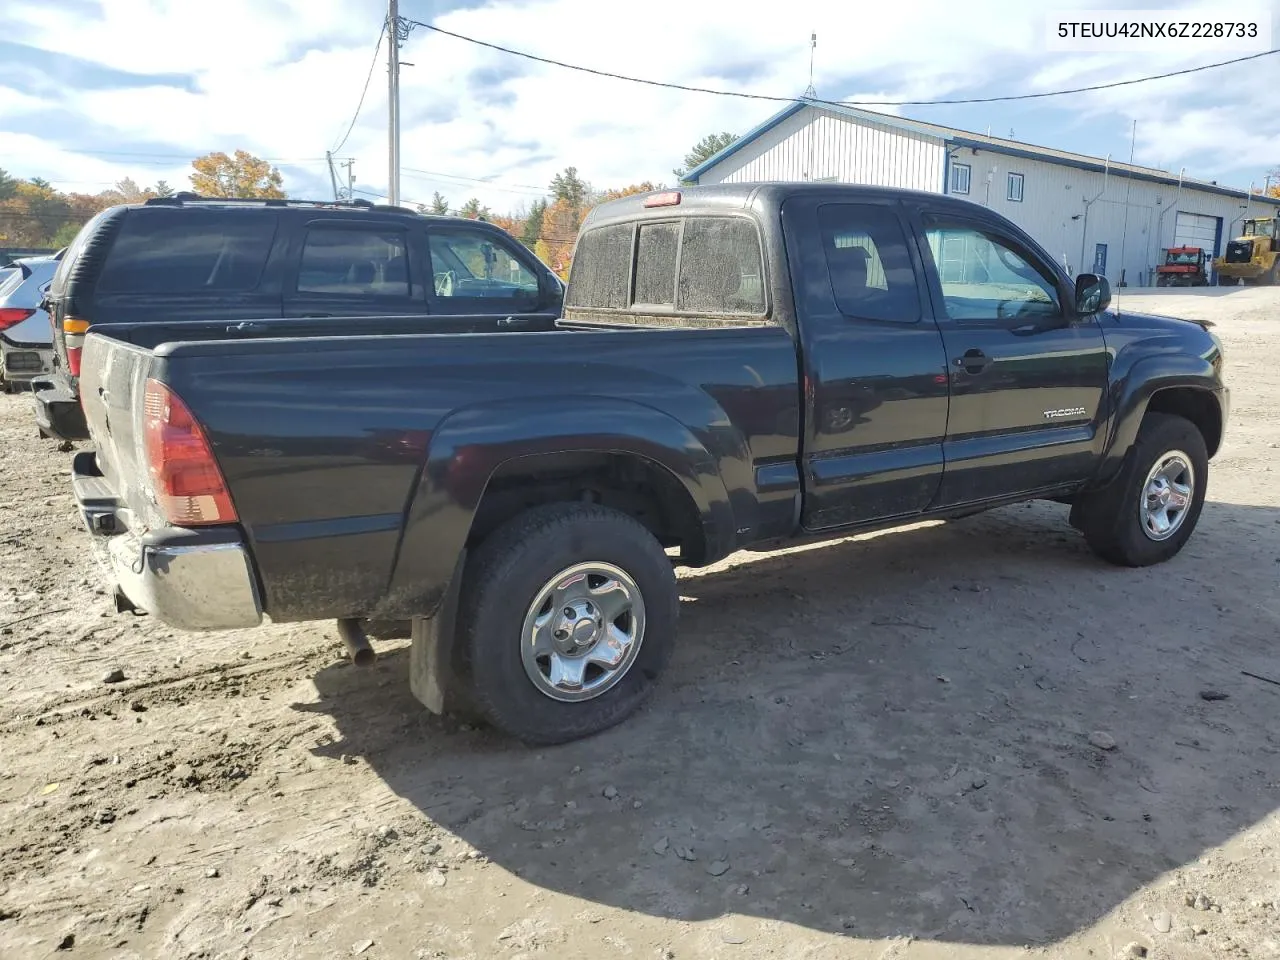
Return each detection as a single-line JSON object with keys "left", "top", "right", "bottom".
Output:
{"left": 336, "top": 618, "right": 376, "bottom": 667}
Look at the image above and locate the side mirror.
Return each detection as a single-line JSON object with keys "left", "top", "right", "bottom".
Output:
{"left": 1075, "top": 273, "right": 1111, "bottom": 314}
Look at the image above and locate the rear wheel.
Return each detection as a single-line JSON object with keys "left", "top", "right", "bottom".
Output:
{"left": 458, "top": 503, "right": 678, "bottom": 745}
{"left": 1074, "top": 413, "right": 1208, "bottom": 567}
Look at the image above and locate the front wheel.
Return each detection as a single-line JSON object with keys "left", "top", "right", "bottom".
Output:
{"left": 1075, "top": 413, "right": 1208, "bottom": 567}
{"left": 458, "top": 503, "right": 678, "bottom": 745}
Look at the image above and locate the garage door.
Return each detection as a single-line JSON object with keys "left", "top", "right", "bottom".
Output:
{"left": 1173, "top": 212, "right": 1220, "bottom": 254}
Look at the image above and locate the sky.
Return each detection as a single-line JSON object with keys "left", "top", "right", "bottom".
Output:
{"left": 0, "top": 0, "right": 1277, "bottom": 214}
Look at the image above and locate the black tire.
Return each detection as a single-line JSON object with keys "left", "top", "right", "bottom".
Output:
{"left": 458, "top": 503, "right": 678, "bottom": 745}
{"left": 1075, "top": 413, "right": 1208, "bottom": 567}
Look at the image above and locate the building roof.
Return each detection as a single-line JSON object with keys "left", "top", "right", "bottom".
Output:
{"left": 686, "top": 98, "right": 1280, "bottom": 206}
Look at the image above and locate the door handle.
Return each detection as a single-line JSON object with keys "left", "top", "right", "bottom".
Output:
{"left": 953, "top": 349, "right": 991, "bottom": 374}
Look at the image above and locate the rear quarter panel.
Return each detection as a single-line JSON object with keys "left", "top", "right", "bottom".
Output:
{"left": 159, "top": 326, "right": 799, "bottom": 621}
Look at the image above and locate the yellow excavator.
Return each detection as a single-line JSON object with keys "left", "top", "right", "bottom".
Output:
{"left": 1213, "top": 217, "right": 1279, "bottom": 285}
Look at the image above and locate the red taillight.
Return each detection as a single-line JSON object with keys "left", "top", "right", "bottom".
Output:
{"left": 0, "top": 308, "right": 35, "bottom": 331}
{"left": 142, "top": 379, "right": 237, "bottom": 526}
{"left": 643, "top": 191, "right": 681, "bottom": 208}
{"left": 63, "top": 317, "right": 90, "bottom": 378}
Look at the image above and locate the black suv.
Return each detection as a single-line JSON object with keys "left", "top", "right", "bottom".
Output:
{"left": 33, "top": 194, "right": 564, "bottom": 440}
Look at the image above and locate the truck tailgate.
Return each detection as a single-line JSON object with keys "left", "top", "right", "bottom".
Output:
{"left": 79, "top": 332, "right": 163, "bottom": 531}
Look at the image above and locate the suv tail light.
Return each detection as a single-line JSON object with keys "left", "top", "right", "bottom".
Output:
{"left": 64, "top": 317, "right": 90, "bottom": 377}
{"left": 0, "top": 308, "right": 35, "bottom": 331}
{"left": 142, "top": 379, "right": 238, "bottom": 526}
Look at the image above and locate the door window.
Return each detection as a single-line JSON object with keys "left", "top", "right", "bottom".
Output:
{"left": 427, "top": 229, "right": 539, "bottom": 303}
{"left": 923, "top": 223, "right": 1060, "bottom": 321}
{"left": 817, "top": 204, "right": 920, "bottom": 322}
{"left": 297, "top": 227, "right": 411, "bottom": 297}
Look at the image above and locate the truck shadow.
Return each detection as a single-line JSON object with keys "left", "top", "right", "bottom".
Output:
{"left": 299, "top": 498, "right": 1280, "bottom": 947}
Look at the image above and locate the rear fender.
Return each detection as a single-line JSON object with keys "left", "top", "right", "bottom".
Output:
{"left": 377, "top": 396, "right": 737, "bottom": 619}
{"left": 1094, "top": 353, "right": 1222, "bottom": 487}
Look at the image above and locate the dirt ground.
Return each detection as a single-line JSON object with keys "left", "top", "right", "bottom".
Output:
{"left": 1, "top": 288, "right": 1278, "bottom": 960}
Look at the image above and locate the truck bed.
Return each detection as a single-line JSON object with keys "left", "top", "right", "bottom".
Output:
{"left": 79, "top": 315, "right": 802, "bottom": 622}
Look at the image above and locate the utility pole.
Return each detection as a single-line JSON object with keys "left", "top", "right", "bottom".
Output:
{"left": 342, "top": 159, "right": 355, "bottom": 202}
{"left": 326, "top": 151, "right": 340, "bottom": 202}
{"left": 387, "top": 0, "right": 401, "bottom": 206}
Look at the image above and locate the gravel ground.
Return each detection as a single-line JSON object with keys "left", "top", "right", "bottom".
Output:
{"left": 1, "top": 288, "right": 1278, "bottom": 960}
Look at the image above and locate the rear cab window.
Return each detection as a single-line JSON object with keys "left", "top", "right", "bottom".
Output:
{"left": 98, "top": 209, "right": 277, "bottom": 293}
{"left": 566, "top": 216, "right": 767, "bottom": 322}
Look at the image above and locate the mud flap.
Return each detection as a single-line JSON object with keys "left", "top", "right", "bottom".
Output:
{"left": 408, "top": 551, "right": 465, "bottom": 716}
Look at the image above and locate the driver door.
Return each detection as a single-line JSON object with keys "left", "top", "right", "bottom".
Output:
{"left": 916, "top": 213, "right": 1109, "bottom": 507}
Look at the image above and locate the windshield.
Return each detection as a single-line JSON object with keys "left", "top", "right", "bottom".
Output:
{"left": 1165, "top": 250, "right": 1201, "bottom": 265}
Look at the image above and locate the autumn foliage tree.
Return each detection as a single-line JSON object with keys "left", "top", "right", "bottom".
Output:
{"left": 0, "top": 170, "right": 191, "bottom": 248}
{"left": 189, "top": 150, "right": 285, "bottom": 199}
{"left": 534, "top": 199, "right": 579, "bottom": 279}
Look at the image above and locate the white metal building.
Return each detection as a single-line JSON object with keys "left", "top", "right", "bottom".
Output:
{"left": 685, "top": 100, "right": 1280, "bottom": 286}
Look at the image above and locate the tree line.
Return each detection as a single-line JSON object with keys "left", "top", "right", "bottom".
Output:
{"left": 0, "top": 134, "right": 739, "bottom": 276}
{"left": 0, "top": 150, "right": 284, "bottom": 250}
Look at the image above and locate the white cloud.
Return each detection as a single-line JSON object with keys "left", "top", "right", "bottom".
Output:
{"left": 1, "top": 0, "right": 1275, "bottom": 209}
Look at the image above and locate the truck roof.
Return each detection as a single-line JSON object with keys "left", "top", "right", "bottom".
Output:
{"left": 581, "top": 182, "right": 998, "bottom": 231}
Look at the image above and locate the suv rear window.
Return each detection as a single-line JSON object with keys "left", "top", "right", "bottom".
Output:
{"left": 97, "top": 210, "right": 277, "bottom": 294}
{"left": 567, "top": 216, "right": 765, "bottom": 316}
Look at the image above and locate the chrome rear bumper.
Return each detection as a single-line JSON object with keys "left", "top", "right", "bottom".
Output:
{"left": 72, "top": 451, "right": 263, "bottom": 631}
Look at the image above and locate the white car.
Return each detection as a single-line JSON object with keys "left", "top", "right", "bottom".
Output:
{"left": 0, "top": 256, "right": 59, "bottom": 392}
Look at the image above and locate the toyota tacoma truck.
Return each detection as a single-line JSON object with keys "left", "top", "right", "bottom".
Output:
{"left": 71, "top": 184, "right": 1228, "bottom": 745}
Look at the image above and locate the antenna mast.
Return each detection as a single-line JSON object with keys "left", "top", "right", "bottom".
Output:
{"left": 804, "top": 32, "right": 817, "bottom": 98}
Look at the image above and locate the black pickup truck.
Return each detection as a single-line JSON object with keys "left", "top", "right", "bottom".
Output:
{"left": 71, "top": 183, "right": 1228, "bottom": 744}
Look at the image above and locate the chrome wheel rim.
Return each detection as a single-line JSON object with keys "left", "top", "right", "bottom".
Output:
{"left": 1140, "top": 450, "right": 1194, "bottom": 542}
{"left": 520, "top": 562, "right": 646, "bottom": 702}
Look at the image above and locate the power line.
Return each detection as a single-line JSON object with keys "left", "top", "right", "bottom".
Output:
{"left": 350, "top": 187, "right": 578, "bottom": 241}
{"left": 65, "top": 149, "right": 330, "bottom": 164}
{"left": 332, "top": 22, "right": 387, "bottom": 154}
{"left": 401, "top": 167, "right": 546, "bottom": 195}
{"left": 409, "top": 19, "right": 1278, "bottom": 107}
